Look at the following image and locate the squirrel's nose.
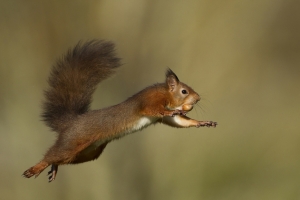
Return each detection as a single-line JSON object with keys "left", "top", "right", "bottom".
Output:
{"left": 196, "top": 94, "right": 201, "bottom": 102}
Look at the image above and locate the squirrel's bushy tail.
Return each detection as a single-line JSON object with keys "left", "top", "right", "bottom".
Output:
{"left": 42, "top": 40, "right": 121, "bottom": 133}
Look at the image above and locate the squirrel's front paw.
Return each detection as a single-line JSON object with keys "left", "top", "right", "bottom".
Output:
{"left": 196, "top": 121, "right": 217, "bottom": 128}
{"left": 171, "top": 109, "right": 187, "bottom": 117}
{"left": 160, "top": 109, "right": 187, "bottom": 117}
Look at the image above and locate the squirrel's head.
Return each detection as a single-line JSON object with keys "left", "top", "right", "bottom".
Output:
{"left": 165, "top": 68, "right": 200, "bottom": 111}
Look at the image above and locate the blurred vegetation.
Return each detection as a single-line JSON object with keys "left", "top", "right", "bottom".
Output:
{"left": 1, "top": 0, "right": 300, "bottom": 199}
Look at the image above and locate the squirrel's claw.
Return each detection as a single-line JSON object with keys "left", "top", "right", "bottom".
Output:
{"left": 196, "top": 121, "right": 217, "bottom": 128}
{"left": 48, "top": 164, "right": 58, "bottom": 182}
{"left": 23, "top": 169, "right": 36, "bottom": 178}
{"left": 171, "top": 109, "right": 187, "bottom": 117}
{"left": 22, "top": 161, "right": 49, "bottom": 179}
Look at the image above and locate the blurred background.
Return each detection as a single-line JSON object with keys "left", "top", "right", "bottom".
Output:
{"left": 1, "top": 0, "right": 300, "bottom": 199}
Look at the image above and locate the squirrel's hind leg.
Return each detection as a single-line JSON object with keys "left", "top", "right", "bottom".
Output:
{"left": 48, "top": 164, "right": 58, "bottom": 182}
{"left": 23, "top": 162, "right": 58, "bottom": 182}
{"left": 23, "top": 161, "right": 49, "bottom": 179}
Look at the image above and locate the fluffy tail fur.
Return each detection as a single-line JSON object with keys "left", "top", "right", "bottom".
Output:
{"left": 42, "top": 40, "right": 121, "bottom": 133}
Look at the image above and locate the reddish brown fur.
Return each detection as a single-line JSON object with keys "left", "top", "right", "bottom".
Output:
{"left": 42, "top": 40, "right": 121, "bottom": 133}
{"left": 23, "top": 40, "right": 217, "bottom": 182}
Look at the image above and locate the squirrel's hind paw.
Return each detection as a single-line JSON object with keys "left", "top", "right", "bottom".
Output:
{"left": 22, "top": 161, "right": 49, "bottom": 179}
{"left": 23, "top": 168, "right": 38, "bottom": 178}
{"left": 48, "top": 164, "right": 58, "bottom": 182}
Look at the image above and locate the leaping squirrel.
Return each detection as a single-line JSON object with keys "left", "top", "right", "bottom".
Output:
{"left": 23, "top": 40, "right": 217, "bottom": 182}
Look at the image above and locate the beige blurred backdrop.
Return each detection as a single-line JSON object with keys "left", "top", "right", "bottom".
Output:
{"left": 1, "top": 0, "right": 300, "bottom": 199}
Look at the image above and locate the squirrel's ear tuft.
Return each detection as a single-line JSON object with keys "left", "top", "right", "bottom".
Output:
{"left": 166, "top": 68, "right": 179, "bottom": 91}
{"left": 166, "top": 68, "right": 179, "bottom": 82}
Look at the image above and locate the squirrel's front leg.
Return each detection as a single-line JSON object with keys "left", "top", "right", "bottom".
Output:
{"left": 142, "top": 104, "right": 187, "bottom": 117}
{"left": 160, "top": 109, "right": 187, "bottom": 117}
{"left": 161, "top": 115, "right": 217, "bottom": 128}
{"left": 163, "top": 104, "right": 189, "bottom": 117}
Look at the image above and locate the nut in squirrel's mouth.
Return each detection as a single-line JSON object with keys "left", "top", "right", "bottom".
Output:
{"left": 182, "top": 104, "right": 194, "bottom": 111}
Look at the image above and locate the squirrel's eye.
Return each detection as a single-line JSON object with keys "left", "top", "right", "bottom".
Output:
{"left": 181, "top": 89, "right": 188, "bottom": 94}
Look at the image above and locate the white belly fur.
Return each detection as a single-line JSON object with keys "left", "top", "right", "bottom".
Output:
{"left": 131, "top": 116, "right": 154, "bottom": 132}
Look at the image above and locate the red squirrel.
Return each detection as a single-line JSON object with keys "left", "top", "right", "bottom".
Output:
{"left": 22, "top": 40, "right": 217, "bottom": 182}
